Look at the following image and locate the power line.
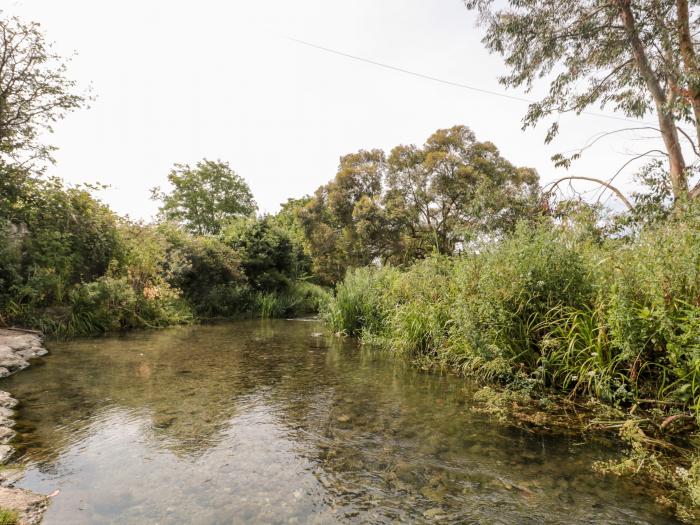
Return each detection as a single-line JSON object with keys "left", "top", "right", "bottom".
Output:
{"left": 285, "top": 36, "right": 657, "bottom": 127}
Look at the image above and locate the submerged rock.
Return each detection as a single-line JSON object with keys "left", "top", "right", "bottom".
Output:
{"left": 0, "top": 445, "right": 13, "bottom": 464}
{"left": 423, "top": 507, "right": 445, "bottom": 519}
{"left": 0, "top": 329, "right": 50, "bottom": 523}
{"left": 0, "top": 426, "right": 15, "bottom": 444}
{"left": 0, "top": 391, "right": 18, "bottom": 409}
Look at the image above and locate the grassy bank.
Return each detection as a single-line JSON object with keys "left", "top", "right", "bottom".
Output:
{"left": 323, "top": 213, "right": 700, "bottom": 522}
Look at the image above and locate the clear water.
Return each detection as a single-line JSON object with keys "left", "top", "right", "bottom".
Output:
{"left": 1, "top": 320, "right": 679, "bottom": 524}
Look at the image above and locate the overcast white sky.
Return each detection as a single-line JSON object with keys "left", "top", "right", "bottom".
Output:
{"left": 6, "top": 0, "right": 665, "bottom": 219}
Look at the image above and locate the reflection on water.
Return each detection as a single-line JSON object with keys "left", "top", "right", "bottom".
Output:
{"left": 1, "top": 320, "right": 679, "bottom": 524}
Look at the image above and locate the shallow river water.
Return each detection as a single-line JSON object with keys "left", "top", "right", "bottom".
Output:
{"left": 1, "top": 320, "right": 681, "bottom": 524}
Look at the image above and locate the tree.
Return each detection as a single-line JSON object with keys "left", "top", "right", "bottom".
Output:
{"left": 151, "top": 159, "right": 256, "bottom": 235}
{"left": 299, "top": 149, "right": 388, "bottom": 284}
{"left": 0, "top": 166, "right": 122, "bottom": 305}
{"left": 0, "top": 13, "right": 85, "bottom": 167}
{"left": 299, "top": 128, "right": 539, "bottom": 283}
{"left": 166, "top": 232, "right": 248, "bottom": 317}
{"left": 465, "top": 0, "right": 700, "bottom": 200}
{"left": 386, "top": 125, "right": 540, "bottom": 254}
{"left": 270, "top": 197, "right": 313, "bottom": 278}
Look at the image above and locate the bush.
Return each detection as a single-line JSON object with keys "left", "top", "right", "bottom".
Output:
{"left": 459, "top": 223, "right": 593, "bottom": 367}
{"left": 167, "top": 234, "right": 250, "bottom": 318}
{"left": 254, "top": 281, "right": 330, "bottom": 319}
{"left": 603, "top": 209, "right": 700, "bottom": 409}
{"left": 221, "top": 217, "right": 296, "bottom": 292}
{"left": 20, "top": 276, "right": 191, "bottom": 337}
{"left": 0, "top": 171, "right": 328, "bottom": 334}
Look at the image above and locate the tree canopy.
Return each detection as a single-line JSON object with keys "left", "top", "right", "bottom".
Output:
{"left": 300, "top": 125, "right": 539, "bottom": 284}
{"left": 151, "top": 159, "right": 257, "bottom": 235}
{"left": 465, "top": 0, "right": 700, "bottom": 201}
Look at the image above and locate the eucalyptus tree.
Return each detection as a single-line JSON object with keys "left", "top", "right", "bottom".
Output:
{"left": 465, "top": 0, "right": 700, "bottom": 201}
{"left": 386, "top": 125, "right": 540, "bottom": 254}
{"left": 300, "top": 127, "right": 539, "bottom": 283}
{"left": 299, "top": 149, "right": 388, "bottom": 284}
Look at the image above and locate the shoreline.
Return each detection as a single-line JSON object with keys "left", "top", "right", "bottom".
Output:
{"left": 397, "top": 350, "right": 700, "bottom": 523}
{"left": 0, "top": 328, "right": 50, "bottom": 525}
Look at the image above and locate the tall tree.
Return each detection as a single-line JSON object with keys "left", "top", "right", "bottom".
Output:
{"left": 465, "top": 0, "right": 700, "bottom": 200}
{"left": 0, "top": 13, "right": 85, "bottom": 167}
{"left": 300, "top": 128, "right": 538, "bottom": 283}
{"left": 386, "top": 125, "right": 539, "bottom": 254}
{"left": 151, "top": 159, "right": 256, "bottom": 235}
{"left": 270, "top": 197, "right": 313, "bottom": 278}
{"left": 299, "top": 149, "right": 388, "bottom": 284}
{"left": 221, "top": 217, "right": 295, "bottom": 292}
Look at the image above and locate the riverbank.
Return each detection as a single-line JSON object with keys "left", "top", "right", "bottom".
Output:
{"left": 323, "top": 218, "right": 700, "bottom": 523}
{"left": 0, "top": 329, "right": 49, "bottom": 525}
{"left": 464, "top": 381, "right": 700, "bottom": 523}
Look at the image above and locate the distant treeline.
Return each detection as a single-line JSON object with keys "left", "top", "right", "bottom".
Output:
{"left": 0, "top": 160, "right": 328, "bottom": 336}
{"left": 0, "top": 122, "right": 547, "bottom": 336}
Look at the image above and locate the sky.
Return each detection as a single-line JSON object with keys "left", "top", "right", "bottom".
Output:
{"left": 5, "top": 0, "right": 668, "bottom": 219}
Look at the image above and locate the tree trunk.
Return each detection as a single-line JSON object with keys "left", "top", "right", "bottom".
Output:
{"left": 676, "top": 0, "right": 700, "bottom": 149}
{"left": 618, "top": 0, "right": 689, "bottom": 199}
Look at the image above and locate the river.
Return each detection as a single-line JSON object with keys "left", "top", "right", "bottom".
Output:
{"left": 1, "top": 320, "right": 679, "bottom": 524}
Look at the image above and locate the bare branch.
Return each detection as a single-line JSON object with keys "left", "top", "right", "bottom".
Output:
{"left": 544, "top": 176, "right": 634, "bottom": 210}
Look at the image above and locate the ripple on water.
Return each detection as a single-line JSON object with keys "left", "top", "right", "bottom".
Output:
{"left": 0, "top": 320, "right": 682, "bottom": 524}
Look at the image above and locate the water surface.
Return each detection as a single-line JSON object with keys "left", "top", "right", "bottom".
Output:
{"left": 2, "top": 320, "right": 679, "bottom": 524}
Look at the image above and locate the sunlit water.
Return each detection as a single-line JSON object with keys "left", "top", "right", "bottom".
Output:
{"left": 1, "top": 320, "right": 679, "bottom": 524}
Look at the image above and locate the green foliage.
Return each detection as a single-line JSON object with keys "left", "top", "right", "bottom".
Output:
{"left": 324, "top": 266, "right": 400, "bottom": 337}
{"left": 324, "top": 209, "right": 700, "bottom": 416}
{"left": 465, "top": 0, "right": 700, "bottom": 200}
{"left": 0, "top": 508, "right": 18, "bottom": 525}
{"left": 0, "top": 170, "right": 124, "bottom": 313}
{"left": 254, "top": 282, "right": 330, "bottom": 319}
{"left": 300, "top": 149, "right": 387, "bottom": 284}
{"left": 166, "top": 233, "right": 249, "bottom": 318}
{"left": 536, "top": 303, "right": 632, "bottom": 403}
{"left": 269, "top": 197, "right": 313, "bottom": 278}
{"left": 66, "top": 276, "right": 189, "bottom": 334}
{"left": 462, "top": 223, "right": 593, "bottom": 365}
{"left": 386, "top": 125, "right": 540, "bottom": 254}
{"left": 151, "top": 159, "right": 257, "bottom": 235}
{"left": 0, "top": 14, "right": 86, "bottom": 167}
{"left": 221, "top": 217, "right": 295, "bottom": 292}
{"left": 0, "top": 167, "right": 328, "bottom": 335}
{"left": 302, "top": 126, "right": 539, "bottom": 284}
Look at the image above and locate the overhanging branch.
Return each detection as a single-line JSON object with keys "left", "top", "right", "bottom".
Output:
{"left": 544, "top": 176, "right": 634, "bottom": 211}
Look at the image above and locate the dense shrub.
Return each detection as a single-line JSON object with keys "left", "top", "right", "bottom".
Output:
{"left": 454, "top": 224, "right": 593, "bottom": 368}
{"left": 0, "top": 172, "right": 128, "bottom": 329}
{"left": 323, "top": 266, "right": 401, "bottom": 337}
{"left": 0, "top": 171, "right": 328, "bottom": 335}
{"left": 254, "top": 281, "right": 330, "bottom": 319}
{"left": 163, "top": 232, "right": 250, "bottom": 318}
{"left": 221, "top": 217, "right": 296, "bottom": 292}
{"left": 324, "top": 211, "right": 700, "bottom": 417}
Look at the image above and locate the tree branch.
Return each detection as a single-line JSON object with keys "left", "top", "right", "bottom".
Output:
{"left": 544, "top": 176, "right": 633, "bottom": 210}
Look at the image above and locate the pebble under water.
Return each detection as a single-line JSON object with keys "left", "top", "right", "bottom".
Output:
{"left": 1, "top": 320, "right": 681, "bottom": 524}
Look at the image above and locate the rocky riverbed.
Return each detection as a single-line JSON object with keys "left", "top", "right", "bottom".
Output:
{"left": 0, "top": 329, "right": 49, "bottom": 524}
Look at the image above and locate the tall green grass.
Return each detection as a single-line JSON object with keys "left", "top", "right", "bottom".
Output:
{"left": 255, "top": 281, "right": 330, "bottom": 319}
{"left": 324, "top": 216, "right": 700, "bottom": 419}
